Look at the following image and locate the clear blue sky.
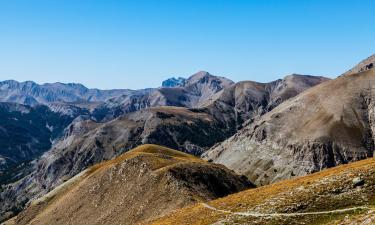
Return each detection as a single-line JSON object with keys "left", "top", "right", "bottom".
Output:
{"left": 0, "top": 0, "right": 374, "bottom": 89}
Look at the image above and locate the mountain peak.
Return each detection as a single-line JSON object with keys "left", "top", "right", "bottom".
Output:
{"left": 188, "top": 71, "right": 211, "bottom": 81}
{"left": 186, "top": 71, "right": 234, "bottom": 85}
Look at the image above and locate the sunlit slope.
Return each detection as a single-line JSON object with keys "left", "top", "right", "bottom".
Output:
{"left": 153, "top": 156, "right": 375, "bottom": 225}
{"left": 8, "top": 144, "right": 252, "bottom": 225}
{"left": 205, "top": 68, "right": 375, "bottom": 185}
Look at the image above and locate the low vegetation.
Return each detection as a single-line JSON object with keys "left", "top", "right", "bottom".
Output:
{"left": 152, "top": 157, "right": 375, "bottom": 225}
{"left": 6, "top": 144, "right": 251, "bottom": 225}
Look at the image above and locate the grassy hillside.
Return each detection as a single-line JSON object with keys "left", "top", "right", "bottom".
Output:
{"left": 152, "top": 157, "right": 375, "bottom": 225}
{"left": 6, "top": 144, "right": 251, "bottom": 225}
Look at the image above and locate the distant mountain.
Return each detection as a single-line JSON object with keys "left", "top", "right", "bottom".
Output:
{"left": 92, "top": 71, "right": 234, "bottom": 121}
{"left": 7, "top": 145, "right": 252, "bottom": 225}
{"left": 0, "top": 72, "right": 235, "bottom": 122}
{"left": 0, "top": 102, "right": 77, "bottom": 185}
{"left": 162, "top": 77, "right": 186, "bottom": 87}
{"left": 0, "top": 80, "right": 133, "bottom": 105}
{"left": 202, "top": 74, "right": 330, "bottom": 131}
{"left": 204, "top": 66, "right": 375, "bottom": 186}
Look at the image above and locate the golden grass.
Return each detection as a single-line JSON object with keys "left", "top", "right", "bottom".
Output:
{"left": 15, "top": 144, "right": 207, "bottom": 225}
{"left": 152, "top": 157, "right": 375, "bottom": 225}
{"left": 87, "top": 144, "right": 203, "bottom": 174}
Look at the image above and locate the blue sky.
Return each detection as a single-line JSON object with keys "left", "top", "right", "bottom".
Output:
{"left": 0, "top": 0, "right": 374, "bottom": 89}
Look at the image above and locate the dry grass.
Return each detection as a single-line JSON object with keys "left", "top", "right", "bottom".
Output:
{"left": 10, "top": 144, "right": 250, "bottom": 225}
{"left": 87, "top": 144, "right": 203, "bottom": 174}
{"left": 152, "top": 157, "right": 375, "bottom": 225}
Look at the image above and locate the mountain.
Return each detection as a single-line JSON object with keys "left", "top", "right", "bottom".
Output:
{"left": 6, "top": 73, "right": 327, "bottom": 195}
{"left": 0, "top": 80, "right": 134, "bottom": 105}
{"left": 204, "top": 68, "right": 375, "bottom": 186}
{"left": 2, "top": 145, "right": 252, "bottom": 225}
{"left": 202, "top": 74, "right": 330, "bottom": 130}
{"left": 0, "top": 103, "right": 76, "bottom": 185}
{"left": 152, "top": 155, "right": 375, "bottom": 225}
{"left": 0, "top": 106, "right": 236, "bottom": 221}
{"left": 91, "top": 71, "right": 234, "bottom": 121}
{"left": 0, "top": 72, "right": 329, "bottom": 220}
{"left": 343, "top": 53, "right": 375, "bottom": 75}
{"left": 162, "top": 77, "right": 186, "bottom": 87}
{"left": 30, "top": 107, "right": 231, "bottom": 187}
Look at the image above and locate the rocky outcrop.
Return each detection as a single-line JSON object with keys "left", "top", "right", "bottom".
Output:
{"left": 343, "top": 53, "right": 375, "bottom": 75}
{"left": 204, "top": 69, "right": 375, "bottom": 186}
{"left": 4, "top": 145, "right": 252, "bottom": 225}
{"left": 162, "top": 77, "right": 186, "bottom": 87}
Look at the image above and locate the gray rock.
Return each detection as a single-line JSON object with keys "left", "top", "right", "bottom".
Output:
{"left": 204, "top": 67, "right": 375, "bottom": 186}
{"left": 352, "top": 177, "right": 365, "bottom": 187}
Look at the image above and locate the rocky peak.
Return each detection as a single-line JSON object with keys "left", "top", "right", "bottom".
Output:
{"left": 161, "top": 77, "right": 186, "bottom": 87}
{"left": 187, "top": 71, "right": 211, "bottom": 82}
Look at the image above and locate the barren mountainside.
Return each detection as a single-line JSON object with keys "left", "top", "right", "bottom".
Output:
{"left": 343, "top": 53, "right": 375, "bottom": 75}
{"left": 204, "top": 68, "right": 375, "bottom": 185}
{"left": 0, "top": 103, "right": 76, "bottom": 185}
{"left": 91, "top": 71, "right": 234, "bottom": 121}
{"left": 202, "top": 74, "right": 329, "bottom": 130}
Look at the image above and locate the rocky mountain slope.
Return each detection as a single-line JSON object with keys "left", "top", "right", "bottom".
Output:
{"left": 204, "top": 68, "right": 375, "bottom": 186}
{"left": 91, "top": 71, "right": 234, "bottom": 121}
{"left": 2, "top": 145, "right": 252, "bottom": 225}
{"left": 0, "top": 72, "right": 328, "bottom": 220}
{"left": 0, "top": 80, "right": 136, "bottom": 105}
{"left": 35, "top": 106, "right": 233, "bottom": 189}
{"left": 343, "top": 53, "right": 375, "bottom": 75}
{"left": 0, "top": 106, "right": 235, "bottom": 221}
{"left": 202, "top": 74, "right": 329, "bottom": 130}
{"left": 152, "top": 155, "right": 375, "bottom": 225}
{"left": 0, "top": 103, "right": 76, "bottom": 185}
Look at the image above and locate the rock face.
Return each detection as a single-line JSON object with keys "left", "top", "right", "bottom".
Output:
{"left": 204, "top": 68, "right": 375, "bottom": 186}
{"left": 5, "top": 145, "right": 252, "bottom": 225}
{"left": 0, "top": 103, "right": 76, "bottom": 185}
{"left": 162, "top": 77, "right": 186, "bottom": 87}
{"left": 202, "top": 74, "right": 330, "bottom": 130}
{"left": 0, "top": 80, "right": 135, "bottom": 105}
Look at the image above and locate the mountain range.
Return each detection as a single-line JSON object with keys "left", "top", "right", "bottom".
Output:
{"left": 1, "top": 53, "right": 375, "bottom": 224}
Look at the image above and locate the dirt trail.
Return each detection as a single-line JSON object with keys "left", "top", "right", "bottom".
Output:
{"left": 200, "top": 203, "right": 368, "bottom": 218}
